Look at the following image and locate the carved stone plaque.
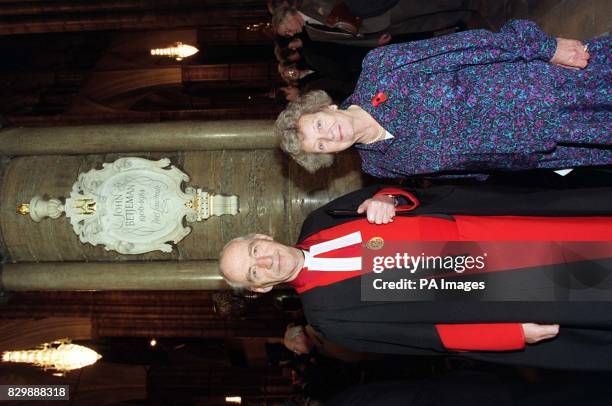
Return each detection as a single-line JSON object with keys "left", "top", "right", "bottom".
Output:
{"left": 18, "top": 157, "right": 239, "bottom": 254}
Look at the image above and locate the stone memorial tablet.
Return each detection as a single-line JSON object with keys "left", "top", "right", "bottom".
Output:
{"left": 17, "top": 157, "right": 238, "bottom": 254}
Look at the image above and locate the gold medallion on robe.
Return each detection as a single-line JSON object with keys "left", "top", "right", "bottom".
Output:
{"left": 365, "top": 236, "right": 384, "bottom": 250}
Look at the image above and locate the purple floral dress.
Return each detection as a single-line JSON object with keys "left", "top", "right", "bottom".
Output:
{"left": 341, "top": 20, "right": 611, "bottom": 178}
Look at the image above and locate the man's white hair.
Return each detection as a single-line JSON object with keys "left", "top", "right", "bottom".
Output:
{"left": 218, "top": 233, "right": 259, "bottom": 290}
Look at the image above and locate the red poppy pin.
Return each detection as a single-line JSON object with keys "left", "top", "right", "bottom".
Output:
{"left": 371, "top": 92, "right": 387, "bottom": 107}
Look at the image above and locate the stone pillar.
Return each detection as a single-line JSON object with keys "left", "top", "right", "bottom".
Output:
{"left": 0, "top": 120, "right": 276, "bottom": 156}
{"left": 0, "top": 261, "right": 227, "bottom": 291}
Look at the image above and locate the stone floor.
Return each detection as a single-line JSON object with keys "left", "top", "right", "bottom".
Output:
{"left": 481, "top": 0, "right": 610, "bottom": 38}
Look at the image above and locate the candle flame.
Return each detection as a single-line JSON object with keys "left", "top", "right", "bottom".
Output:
{"left": 150, "top": 42, "right": 198, "bottom": 61}
{"left": 2, "top": 339, "right": 101, "bottom": 373}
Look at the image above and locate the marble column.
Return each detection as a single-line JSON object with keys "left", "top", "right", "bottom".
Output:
{"left": 0, "top": 120, "right": 276, "bottom": 156}
{"left": 1, "top": 261, "right": 226, "bottom": 291}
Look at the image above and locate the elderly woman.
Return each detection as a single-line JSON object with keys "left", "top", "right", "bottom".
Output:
{"left": 276, "top": 20, "right": 611, "bottom": 178}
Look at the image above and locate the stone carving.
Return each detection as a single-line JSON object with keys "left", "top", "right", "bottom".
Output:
{"left": 17, "top": 157, "right": 239, "bottom": 254}
{"left": 16, "top": 196, "right": 64, "bottom": 222}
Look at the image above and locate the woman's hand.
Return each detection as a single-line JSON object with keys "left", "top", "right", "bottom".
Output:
{"left": 550, "top": 38, "right": 590, "bottom": 69}
{"left": 358, "top": 195, "right": 396, "bottom": 224}
{"left": 522, "top": 323, "right": 559, "bottom": 344}
{"left": 377, "top": 33, "right": 392, "bottom": 47}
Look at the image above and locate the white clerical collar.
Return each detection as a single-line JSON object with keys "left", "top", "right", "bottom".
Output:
{"left": 302, "top": 231, "right": 362, "bottom": 272}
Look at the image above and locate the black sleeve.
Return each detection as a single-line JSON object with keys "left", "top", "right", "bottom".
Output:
{"left": 413, "top": 184, "right": 612, "bottom": 217}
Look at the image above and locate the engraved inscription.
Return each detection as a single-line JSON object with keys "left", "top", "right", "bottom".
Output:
{"left": 109, "top": 176, "right": 170, "bottom": 236}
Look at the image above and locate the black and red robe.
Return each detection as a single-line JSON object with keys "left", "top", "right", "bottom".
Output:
{"left": 291, "top": 184, "right": 612, "bottom": 370}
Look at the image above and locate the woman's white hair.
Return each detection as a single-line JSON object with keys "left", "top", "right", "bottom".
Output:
{"left": 275, "top": 90, "right": 336, "bottom": 173}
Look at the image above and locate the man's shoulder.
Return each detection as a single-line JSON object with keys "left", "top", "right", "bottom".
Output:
{"left": 298, "top": 185, "right": 388, "bottom": 242}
